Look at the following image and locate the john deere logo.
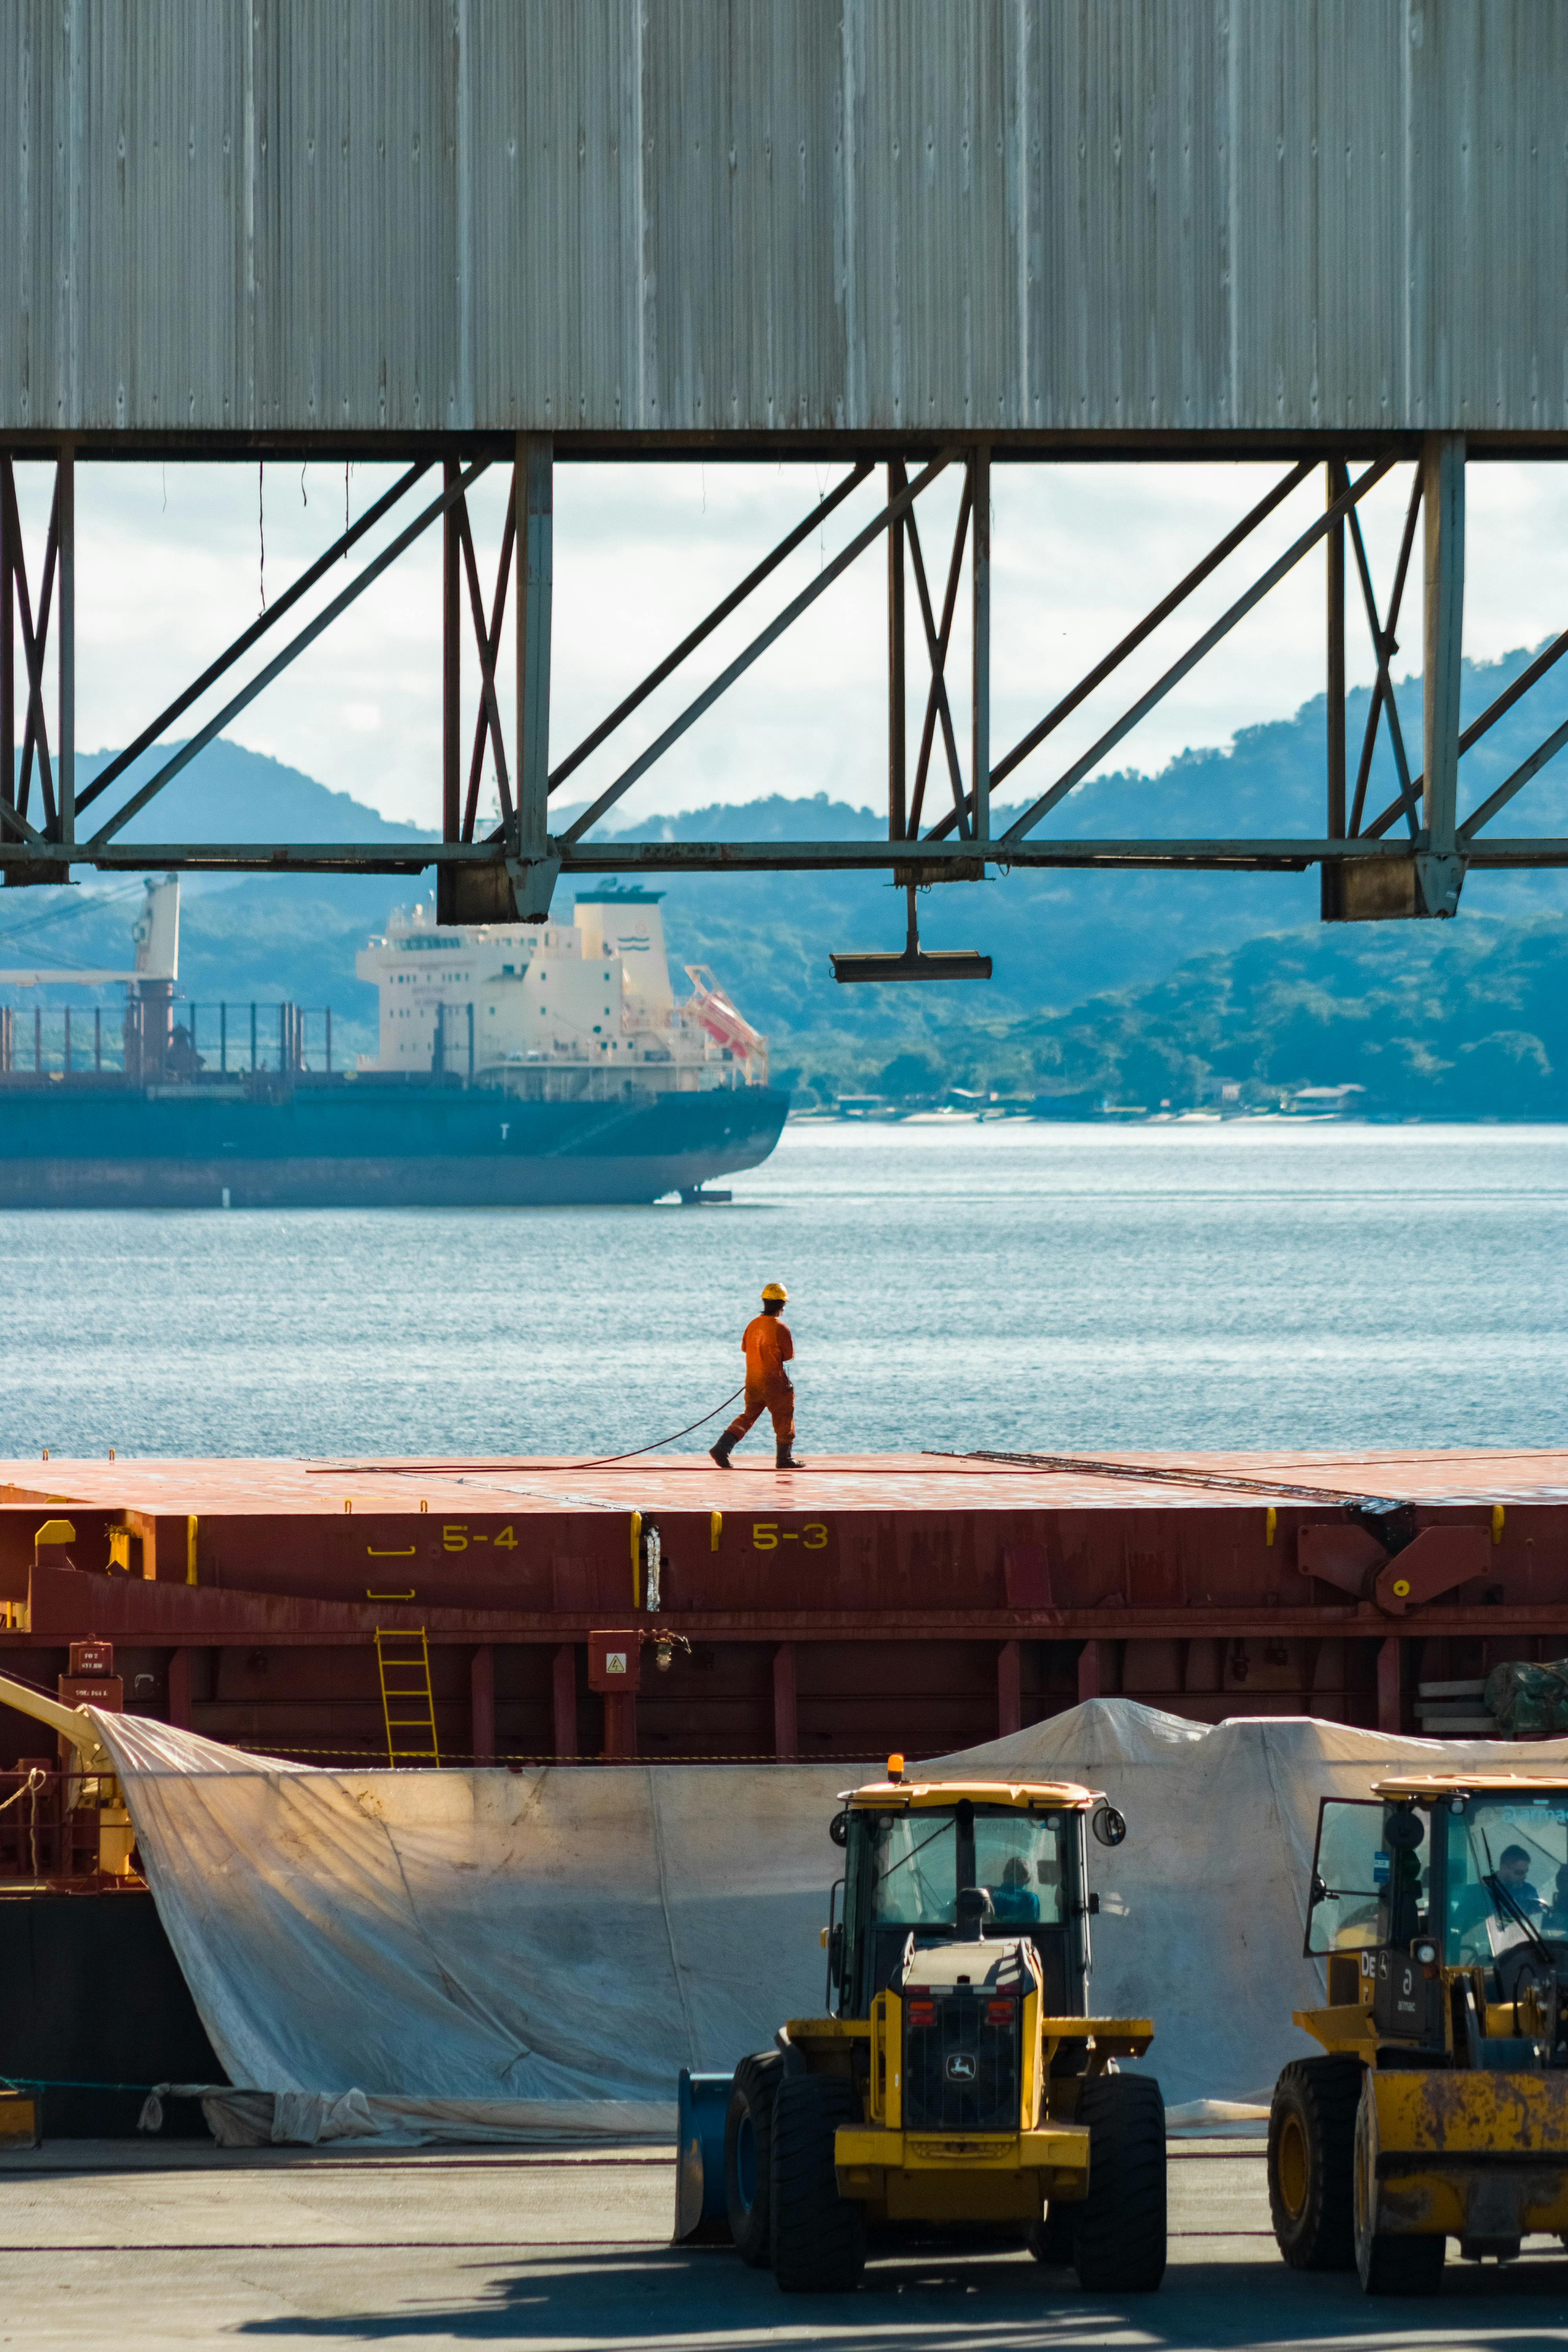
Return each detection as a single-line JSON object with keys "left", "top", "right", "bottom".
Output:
{"left": 944, "top": 2052, "right": 977, "bottom": 2084}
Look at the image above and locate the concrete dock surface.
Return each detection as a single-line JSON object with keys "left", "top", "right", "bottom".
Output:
{"left": 2, "top": 2137, "right": 1567, "bottom": 2350}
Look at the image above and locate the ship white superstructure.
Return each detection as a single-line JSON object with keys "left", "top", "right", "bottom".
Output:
{"left": 355, "top": 889, "right": 767, "bottom": 1095}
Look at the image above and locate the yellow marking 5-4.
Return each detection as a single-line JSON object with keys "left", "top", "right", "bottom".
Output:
{"left": 753, "top": 1522, "right": 828, "bottom": 1551}
{"left": 442, "top": 1524, "right": 521, "bottom": 1551}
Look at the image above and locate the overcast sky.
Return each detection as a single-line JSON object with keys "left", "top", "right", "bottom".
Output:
{"left": 11, "top": 453, "right": 1568, "bottom": 835}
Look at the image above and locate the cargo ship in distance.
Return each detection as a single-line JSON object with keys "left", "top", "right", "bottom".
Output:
{"left": 0, "top": 879, "right": 787, "bottom": 1206}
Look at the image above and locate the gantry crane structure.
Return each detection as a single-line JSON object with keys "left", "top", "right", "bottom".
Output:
{"left": 3, "top": 2, "right": 1568, "bottom": 934}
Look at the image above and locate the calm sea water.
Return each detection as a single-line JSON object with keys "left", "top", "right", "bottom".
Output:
{"left": 2, "top": 1121, "right": 1566, "bottom": 1463}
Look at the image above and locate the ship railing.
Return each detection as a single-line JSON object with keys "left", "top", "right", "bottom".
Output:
{"left": 0, "top": 999, "right": 340, "bottom": 1080}
{"left": 0, "top": 1767, "right": 102, "bottom": 1886}
{"left": 182, "top": 1002, "right": 336, "bottom": 1077}
{"left": 0, "top": 1003, "right": 123, "bottom": 1077}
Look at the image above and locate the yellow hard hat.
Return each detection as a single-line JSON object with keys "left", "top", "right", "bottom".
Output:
{"left": 761, "top": 1281, "right": 789, "bottom": 1303}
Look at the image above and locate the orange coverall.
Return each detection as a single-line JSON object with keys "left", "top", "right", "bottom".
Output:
{"left": 724, "top": 1314, "right": 795, "bottom": 1447}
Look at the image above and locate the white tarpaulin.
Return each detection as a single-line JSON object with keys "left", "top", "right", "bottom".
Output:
{"left": 92, "top": 1701, "right": 1568, "bottom": 2142}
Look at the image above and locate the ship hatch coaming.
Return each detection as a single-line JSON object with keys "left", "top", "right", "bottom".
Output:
{"left": 0, "top": 1450, "right": 1562, "bottom": 1793}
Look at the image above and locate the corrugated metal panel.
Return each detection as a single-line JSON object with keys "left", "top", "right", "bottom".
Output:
{"left": 2, "top": 0, "right": 1566, "bottom": 440}
{"left": 1228, "top": 0, "right": 1410, "bottom": 435}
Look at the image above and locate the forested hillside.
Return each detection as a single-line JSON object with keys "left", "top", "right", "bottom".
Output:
{"left": 6, "top": 638, "right": 1568, "bottom": 1108}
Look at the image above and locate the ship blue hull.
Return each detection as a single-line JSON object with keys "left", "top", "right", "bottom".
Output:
{"left": 0, "top": 1080, "right": 789, "bottom": 1206}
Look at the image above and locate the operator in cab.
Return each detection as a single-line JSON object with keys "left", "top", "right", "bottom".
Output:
{"left": 1489, "top": 1843, "right": 1543, "bottom": 1914}
{"left": 1452, "top": 1840, "right": 1544, "bottom": 1945}
{"left": 710, "top": 1282, "right": 803, "bottom": 1472}
{"left": 988, "top": 1855, "right": 1041, "bottom": 1925}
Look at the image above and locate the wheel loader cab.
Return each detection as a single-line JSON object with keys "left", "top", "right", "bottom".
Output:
{"left": 1440, "top": 1791, "right": 1568, "bottom": 2008}
{"left": 833, "top": 1787, "right": 1092, "bottom": 2019}
{"left": 1271, "top": 1773, "right": 1568, "bottom": 2297}
{"left": 1303, "top": 1780, "right": 1568, "bottom": 2049}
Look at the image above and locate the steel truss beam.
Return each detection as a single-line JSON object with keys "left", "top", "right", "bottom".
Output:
{"left": 557, "top": 453, "right": 953, "bottom": 846}
{"left": 1345, "top": 468, "right": 1422, "bottom": 839}
{"left": 90, "top": 463, "right": 491, "bottom": 848}
{"left": 77, "top": 462, "right": 435, "bottom": 826}
{"left": 0, "top": 458, "right": 63, "bottom": 847}
{"left": 1363, "top": 625, "right": 1568, "bottom": 840}
{"left": 2, "top": 437, "right": 1568, "bottom": 915}
{"left": 1000, "top": 457, "right": 1398, "bottom": 843}
{"left": 901, "top": 463, "right": 972, "bottom": 840}
{"left": 3, "top": 834, "right": 1564, "bottom": 879}
{"left": 457, "top": 482, "right": 516, "bottom": 834}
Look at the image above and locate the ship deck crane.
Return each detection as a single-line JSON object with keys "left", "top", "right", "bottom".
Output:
{"left": 0, "top": 875, "right": 179, "bottom": 986}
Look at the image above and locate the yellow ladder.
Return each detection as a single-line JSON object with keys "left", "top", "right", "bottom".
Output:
{"left": 374, "top": 1628, "right": 440, "bottom": 1767}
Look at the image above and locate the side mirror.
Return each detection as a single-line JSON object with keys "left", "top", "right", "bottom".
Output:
{"left": 828, "top": 1810, "right": 849, "bottom": 1849}
{"left": 827, "top": 1920, "right": 845, "bottom": 1989}
{"left": 1091, "top": 1804, "right": 1127, "bottom": 1849}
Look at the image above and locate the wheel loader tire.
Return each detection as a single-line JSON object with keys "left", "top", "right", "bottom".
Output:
{"left": 1024, "top": 2201, "right": 1077, "bottom": 2266}
{"left": 1072, "top": 2072, "right": 1167, "bottom": 2294}
{"left": 1353, "top": 2081, "right": 1445, "bottom": 2297}
{"left": 1267, "top": 2056, "right": 1361, "bottom": 2271}
{"left": 770, "top": 2072, "right": 865, "bottom": 2293}
{"left": 1357, "top": 2230, "right": 1446, "bottom": 2296}
{"left": 724, "top": 2052, "right": 782, "bottom": 2266}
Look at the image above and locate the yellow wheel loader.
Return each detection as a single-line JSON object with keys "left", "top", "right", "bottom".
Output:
{"left": 1270, "top": 1771, "right": 1568, "bottom": 2294}
{"left": 676, "top": 1761, "right": 1165, "bottom": 2293}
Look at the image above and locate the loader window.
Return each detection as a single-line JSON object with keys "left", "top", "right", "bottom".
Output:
{"left": 1303, "top": 1798, "right": 1386, "bottom": 1955}
{"left": 846, "top": 1804, "right": 1078, "bottom": 2017}
{"left": 867, "top": 1809, "right": 1066, "bottom": 1929}
{"left": 974, "top": 1813, "right": 1064, "bottom": 1926}
{"left": 871, "top": 1814, "right": 959, "bottom": 1926}
{"left": 1444, "top": 1794, "right": 1568, "bottom": 1968}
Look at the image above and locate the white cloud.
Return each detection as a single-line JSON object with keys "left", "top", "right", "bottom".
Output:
{"left": 8, "top": 451, "right": 1567, "bottom": 834}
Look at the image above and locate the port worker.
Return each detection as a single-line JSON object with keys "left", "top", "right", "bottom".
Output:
{"left": 1455, "top": 1840, "right": 1543, "bottom": 1943}
{"left": 1488, "top": 1843, "right": 1542, "bottom": 1915}
{"left": 989, "top": 1856, "right": 1041, "bottom": 1926}
{"left": 710, "top": 1283, "right": 803, "bottom": 1472}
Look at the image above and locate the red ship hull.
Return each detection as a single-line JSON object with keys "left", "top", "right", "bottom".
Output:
{"left": 0, "top": 1450, "right": 1560, "bottom": 1836}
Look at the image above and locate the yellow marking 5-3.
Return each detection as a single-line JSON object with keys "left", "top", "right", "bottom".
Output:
{"left": 753, "top": 1522, "right": 828, "bottom": 1551}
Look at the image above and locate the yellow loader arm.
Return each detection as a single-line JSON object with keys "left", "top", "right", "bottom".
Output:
{"left": 0, "top": 1668, "right": 116, "bottom": 1774}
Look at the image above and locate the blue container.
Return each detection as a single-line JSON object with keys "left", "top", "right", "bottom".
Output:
{"left": 673, "top": 2067, "right": 733, "bottom": 2243}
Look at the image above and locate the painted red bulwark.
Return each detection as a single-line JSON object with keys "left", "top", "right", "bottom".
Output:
{"left": 0, "top": 1449, "right": 1562, "bottom": 1795}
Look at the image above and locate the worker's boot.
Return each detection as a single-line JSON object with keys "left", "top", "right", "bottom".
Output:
{"left": 709, "top": 1430, "right": 737, "bottom": 1470}
{"left": 776, "top": 1443, "right": 805, "bottom": 1471}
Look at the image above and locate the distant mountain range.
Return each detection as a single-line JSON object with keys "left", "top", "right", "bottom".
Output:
{"left": 6, "top": 637, "right": 1568, "bottom": 1110}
